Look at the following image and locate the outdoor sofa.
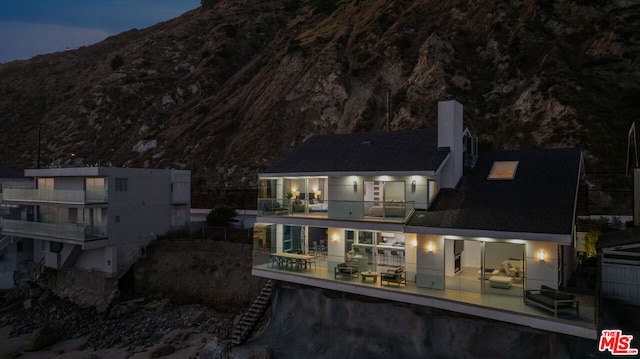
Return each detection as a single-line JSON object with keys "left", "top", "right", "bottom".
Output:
{"left": 524, "top": 285, "right": 579, "bottom": 318}
{"left": 380, "top": 267, "right": 406, "bottom": 286}
{"left": 334, "top": 263, "right": 359, "bottom": 280}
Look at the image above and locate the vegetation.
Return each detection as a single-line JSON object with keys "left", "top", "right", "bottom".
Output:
{"left": 311, "top": 0, "right": 339, "bottom": 15}
{"left": 206, "top": 204, "right": 238, "bottom": 227}
{"left": 110, "top": 55, "right": 124, "bottom": 70}
{"left": 576, "top": 216, "right": 625, "bottom": 258}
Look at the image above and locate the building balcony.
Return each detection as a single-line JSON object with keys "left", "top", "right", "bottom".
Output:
{"left": 251, "top": 251, "right": 597, "bottom": 340}
{"left": 2, "top": 188, "right": 108, "bottom": 205}
{"left": 257, "top": 198, "right": 414, "bottom": 223}
{"left": 1, "top": 218, "right": 107, "bottom": 242}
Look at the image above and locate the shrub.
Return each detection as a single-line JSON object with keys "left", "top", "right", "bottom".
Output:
{"left": 206, "top": 204, "right": 238, "bottom": 227}
{"left": 110, "top": 55, "right": 124, "bottom": 70}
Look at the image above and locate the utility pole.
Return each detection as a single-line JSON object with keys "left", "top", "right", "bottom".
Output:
{"left": 37, "top": 121, "right": 41, "bottom": 169}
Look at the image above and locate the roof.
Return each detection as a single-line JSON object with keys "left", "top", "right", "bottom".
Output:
{"left": 597, "top": 227, "right": 640, "bottom": 251}
{"left": 261, "top": 129, "right": 449, "bottom": 176}
{"left": 407, "top": 147, "right": 583, "bottom": 238}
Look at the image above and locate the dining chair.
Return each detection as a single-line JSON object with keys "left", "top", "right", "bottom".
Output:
{"left": 377, "top": 248, "right": 386, "bottom": 266}
{"left": 390, "top": 250, "right": 400, "bottom": 266}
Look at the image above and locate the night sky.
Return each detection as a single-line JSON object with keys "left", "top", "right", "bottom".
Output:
{"left": 0, "top": 1, "right": 200, "bottom": 63}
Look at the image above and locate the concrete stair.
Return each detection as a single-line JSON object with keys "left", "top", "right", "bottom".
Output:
{"left": 228, "top": 279, "right": 273, "bottom": 346}
{"left": 0, "top": 235, "right": 19, "bottom": 254}
{"left": 33, "top": 257, "right": 53, "bottom": 283}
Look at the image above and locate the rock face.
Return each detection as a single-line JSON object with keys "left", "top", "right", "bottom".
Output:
{"left": 234, "top": 283, "right": 600, "bottom": 358}
{"left": 0, "top": 0, "right": 637, "bottom": 211}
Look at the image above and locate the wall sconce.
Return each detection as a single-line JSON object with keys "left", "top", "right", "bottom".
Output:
{"left": 538, "top": 250, "right": 546, "bottom": 261}
{"left": 332, "top": 234, "right": 339, "bottom": 242}
{"left": 427, "top": 243, "right": 434, "bottom": 252}
{"left": 353, "top": 180, "right": 358, "bottom": 192}
{"left": 411, "top": 180, "right": 416, "bottom": 193}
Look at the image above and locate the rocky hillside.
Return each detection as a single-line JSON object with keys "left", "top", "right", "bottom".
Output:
{"left": 0, "top": 0, "right": 638, "bottom": 205}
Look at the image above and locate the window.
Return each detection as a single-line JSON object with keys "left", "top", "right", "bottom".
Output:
{"left": 85, "top": 178, "right": 105, "bottom": 191}
{"left": 488, "top": 161, "right": 519, "bottom": 180}
{"left": 115, "top": 178, "right": 128, "bottom": 191}
{"left": 37, "top": 178, "right": 54, "bottom": 190}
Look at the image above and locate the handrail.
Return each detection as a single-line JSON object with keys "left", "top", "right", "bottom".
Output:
{"left": 3, "top": 188, "right": 108, "bottom": 204}
{"left": 257, "top": 198, "right": 415, "bottom": 222}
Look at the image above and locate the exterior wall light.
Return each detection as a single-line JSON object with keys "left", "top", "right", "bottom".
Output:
{"left": 353, "top": 180, "right": 357, "bottom": 192}
{"left": 332, "top": 234, "right": 339, "bottom": 242}
{"left": 538, "top": 250, "right": 545, "bottom": 261}
{"left": 411, "top": 180, "right": 416, "bottom": 193}
{"left": 427, "top": 243, "right": 434, "bottom": 252}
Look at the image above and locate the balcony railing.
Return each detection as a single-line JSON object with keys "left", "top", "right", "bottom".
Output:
{"left": 257, "top": 198, "right": 414, "bottom": 222}
{"left": 2, "top": 188, "right": 108, "bottom": 204}
{"left": 0, "top": 218, "right": 107, "bottom": 241}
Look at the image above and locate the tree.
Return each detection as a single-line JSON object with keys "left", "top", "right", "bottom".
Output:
{"left": 206, "top": 204, "right": 237, "bottom": 227}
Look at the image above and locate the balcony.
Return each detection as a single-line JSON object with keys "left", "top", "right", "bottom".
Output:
{"left": 3, "top": 188, "right": 108, "bottom": 205}
{"left": 257, "top": 198, "right": 414, "bottom": 223}
{"left": 251, "top": 255, "right": 597, "bottom": 340}
{"left": 1, "top": 218, "right": 107, "bottom": 242}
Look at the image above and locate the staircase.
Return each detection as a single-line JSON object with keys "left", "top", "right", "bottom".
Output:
{"left": 228, "top": 279, "right": 273, "bottom": 346}
{"left": 33, "top": 257, "right": 53, "bottom": 283}
{"left": 0, "top": 235, "right": 19, "bottom": 254}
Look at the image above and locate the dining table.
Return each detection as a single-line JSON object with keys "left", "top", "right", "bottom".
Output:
{"left": 272, "top": 252, "right": 316, "bottom": 271}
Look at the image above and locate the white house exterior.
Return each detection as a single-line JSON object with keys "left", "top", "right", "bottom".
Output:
{"left": 0, "top": 165, "right": 34, "bottom": 289}
{"left": 0, "top": 167, "right": 190, "bottom": 282}
{"left": 252, "top": 100, "right": 595, "bottom": 338}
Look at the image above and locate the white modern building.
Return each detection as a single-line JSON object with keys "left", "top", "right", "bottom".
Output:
{"left": 0, "top": 167, "right": 190, "bottom": 285}
{"left": 0, "top": 165, "right": 33, "bottom": 289}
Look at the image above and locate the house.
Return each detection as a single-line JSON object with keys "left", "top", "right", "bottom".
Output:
{"left": 627, "top": 121, "right": 640, "bottom": 226}
{"left": 0, "top": 165, "right": 34, "bottom": 289}
{"left": 596, "top": 121, "right": 640, "bottom": 306}
{"left": 252, "top": 100, "right": 596, "bottom": 339}
{"left": 597, "top": 228, "right": 640, "bottom": 306}
{"left": 0, "top": 166, "right": 191, "bottom": 287}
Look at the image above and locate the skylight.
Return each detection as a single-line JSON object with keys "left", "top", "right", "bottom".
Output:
{"left": 488, "top": 161, "right": 519, "bottom": 180}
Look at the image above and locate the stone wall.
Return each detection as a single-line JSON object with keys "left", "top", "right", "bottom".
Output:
{"left": 47, "top": 267, "right": 118, "bottom": 312}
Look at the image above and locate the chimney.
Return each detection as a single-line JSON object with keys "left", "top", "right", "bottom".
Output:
{"left": 437, "top": 99, "right": 464, "bottom": 189}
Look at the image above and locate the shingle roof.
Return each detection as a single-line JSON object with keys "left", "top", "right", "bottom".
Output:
{"left": 261, "top": 129, "right": 448, "bottom": 175}
{"left": 407, "top": 147, "right": 582, "bottom": 236}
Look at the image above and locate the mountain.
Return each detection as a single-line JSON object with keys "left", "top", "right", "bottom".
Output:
{"left": 0, "top": 0, "right": 638, "bottom": 210}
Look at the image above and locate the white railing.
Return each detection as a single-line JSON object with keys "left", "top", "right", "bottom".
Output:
{"left": 0, "top": 235, "right": 19, "bottom": 253}
{"left": 257, "top": 198, "right": 414, "bottom": 223}
{"left": 3, "top": 188, "right": 107, "bottom": 204}
{"left": 0, "top": 219, "right": 107, "bottom": 241}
